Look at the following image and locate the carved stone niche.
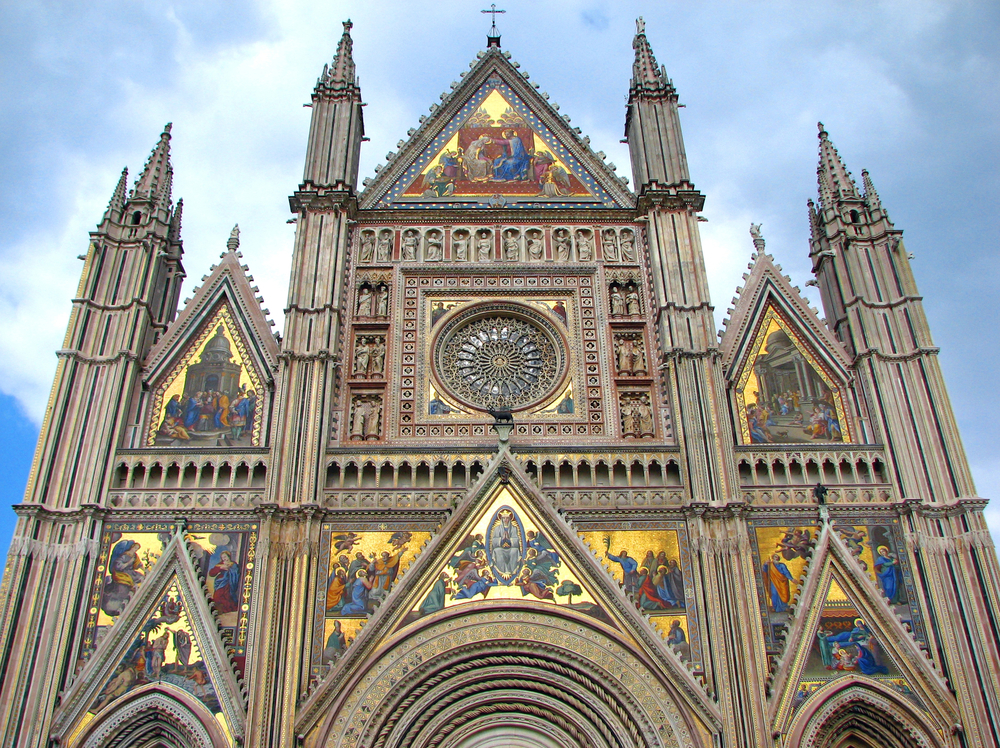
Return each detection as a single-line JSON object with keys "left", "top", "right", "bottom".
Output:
{"left": 400, "top": 228, "right": 420, "bottom": 262}
{"left": 525, "top": 228, "right": 544, "bottom": 262}
{"left": 502, "top": 227, "right": 522, "bottom": 262}
{"left": 351, "top": 334, "right": 387, "bottom": 380}
{"left": 424, "top": 228, "right": 443, "bottom": 262}
{"left": 348, "top": 392, "right": 383, "bottom": 441}
{"left": 451, "top": 228, "right": 471, "bottom": 262}
{"left": 608, "top": 279, "right": 642, "bottom": 317}
{"left": 474, "top": 228, "right": 493, "bottom": 262}
{"left": 355, "top": 281, "right": 391, "bottom": 318}
{"left": 600, "top": 227, "right": 619, "bottom": 262}
{"left": 618, "top": 391, "right": 655, "bottom": 438}
{"left": 552, "top": 227, "right": 573, "bottom": 262}
{"left": 375, "top": 228, "right": 393, "bottom": 263}
{"left": 357, "top": 229, "right": 376, "bottom": 264}
{"left": 574, "top": 227, "right": 594, "bottom": 261}
{"left": 619, "top": 227, "right": 637, "bottom": 262}
{"left": 612, "top": 331, "right": 648, "bottom": 377}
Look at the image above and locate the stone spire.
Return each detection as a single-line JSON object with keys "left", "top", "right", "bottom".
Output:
{"left": 630, "top": 16, "right": 671, "bottom": 94}
{"left": 325, "top": 20, "right": 357, "bottom": 87}
{"left": 625, "top": 18, "right": 691, "bottom": 189}
{"left": 816, "top": 122, "right": 858, "bottom": 205}
{"left": 861, "top": 168, "right": 887, "bottom": 221}
{"left": 102, "top": 166, "right": 129, "bottom": 224}
{"left": 131, "top": 123, "right": 173, "bottom": 208}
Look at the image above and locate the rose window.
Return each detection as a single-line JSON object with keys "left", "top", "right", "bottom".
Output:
{"left": 433, "top": 304, "right": 566, "bottom": 412}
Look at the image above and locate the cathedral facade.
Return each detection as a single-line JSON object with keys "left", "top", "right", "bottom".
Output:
{"left": 1, "top": 18, "right": 999, "bottom": 748}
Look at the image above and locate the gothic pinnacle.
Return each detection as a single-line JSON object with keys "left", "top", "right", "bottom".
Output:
{"left": 630, "top": 17, "right": 671, "bottom": 94}
{"left": 816, "top": 122, "right": 858, "bottom": 204}
{"left": 168, "top": 198, "right": 184, "bottom": 242}
{"left": 131, "top": 123, "right": 173, "bottom": 208}
{"left": 102, "top": 166, "right": 128, "bottom": 223}
{"left": 328, "top": 20, "right": 357, "bottom": 85}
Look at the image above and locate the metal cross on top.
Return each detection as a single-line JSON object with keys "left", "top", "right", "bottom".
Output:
{"left": 481, "top": 4, "right": 506, "bottom": 37}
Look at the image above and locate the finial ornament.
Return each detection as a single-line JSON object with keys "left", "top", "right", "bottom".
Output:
{"left": 481, "top": 4, "right": 505, "bottom": 38}
{"left": 749, "top": 223, "right": 765, "bottom": 252}
{"left": 636, "top": 17, "right": 645, "bottom": 35}
{"left": 817, "top": 121, "right": 828, "bottom": 138}
{"left": 227, "top": 224, "right": 240, "bottom": 252}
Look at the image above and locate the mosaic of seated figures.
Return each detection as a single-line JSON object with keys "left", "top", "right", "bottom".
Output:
{"left": 80, "top": 522, "right": 257, "bottom": 677}
{"left": 147, "top": 305, "right": 265, "bottom": 448}
{"left": 355, "top": 224, "right": 640, "bottom": 264}
{"left": 734, "top": 306, "right": 850, "bottom": 445}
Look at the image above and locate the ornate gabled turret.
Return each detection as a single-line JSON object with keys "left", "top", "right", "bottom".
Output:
{"left": 298, "top": 20, "right": 364, "bottom": 191}
{"left": 625, "top": 17, "right": 693, "bottom": 192}
{"left": 128, "top": 122, "right": 174, "bottom": 222}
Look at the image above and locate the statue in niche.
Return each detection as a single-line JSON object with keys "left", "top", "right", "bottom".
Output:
{"left": 365, "top": 399, "right": 382, "bottom": 439}
{"left": 353, "top": 338, "right": 371, "bottom": 377}
{"left": 453, "top": 233, "right": 469, "bottom": 261}
{"left": 359, "top": 232, "right": 375, "bottom": 263}
{"left": 554, "top": 229, "right": 572, "bottom": 261}
{"left": 375, "top": 231, "right": 392, "bottom": 262}
{"left": 401, "top": 230, "right": 419, "bottom": 261}
{"left": 625, "top": 284, "right": 641, "bottom": 315}
{"left": 370, "top": 339, "right": 386, "bottom": 376}
{"left": 638, "top": 396, "right": 654, "bottom": 436}
{"left": 476, "top": 233, "right": 493, "bottom": 262}
{"left": 632, "top": 339, "right": 647, "bottom": 375}
{"left": 350, "top": 397, "right": 368, "bottom": 439}
{"left": 620, "top": 229, "right": 636, "bottom": 262}
{"left": 357, "top": 285, "right": 374, "bottom": 317}
{"left": 576, "top": 230, "right": 594, "bottom": 261}
{"left": 609, "top": 284, "right": 625, "bottom": 316}
{"left": 616, "top": 337, "right": 635, "bottom": 375}
{"left": 425, "top": 232, "right": 443, "bottom": 261}
{"left": 527, "top": 234, "right": 544, "bottom": 261}
{"left": 375, "top": 284, "right": 389, "bottom": 317}
{"left": 503, "top": 231, "right": 521, "bottom": 261}
{"left": 601, "top": 229, "right": 619, "bottom": 262}
{"left": 621, "top": 396, "right": 637, "bottom": 437}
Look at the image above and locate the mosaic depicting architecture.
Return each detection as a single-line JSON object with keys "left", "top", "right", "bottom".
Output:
{"left": 1, "top": 16, "right": 998, "bottom": 748}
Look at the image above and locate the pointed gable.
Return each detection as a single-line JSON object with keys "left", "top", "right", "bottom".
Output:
{"left": 360, "top": 49, "right": 634, "bottom": 210}
{"left": 721, "top": 248, "right": 856, "bottom": 445}
{"left": 294, "top": 452, "right": 721, "bottom": 741}
{"left": 53, "top": 531, "right": 247, "bottom": 745}
{"left": 767, "top": 521, "right": 958, "bottom": 739}
{"left": 142, "top": 228, "right": 279, "bottom": 448}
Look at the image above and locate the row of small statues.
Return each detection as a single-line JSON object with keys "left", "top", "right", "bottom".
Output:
{"left": 620, "top": 394, "right": 655, "bottom": 438}
{"left": 356, "top": 283, "right": 390, "bottom": 317}
{"left": 349, "top": 396, "right": 383, "bottom": 440}
{"left": 352, "top": 337, "right": 386, "bottom": 379}
{"left": 357, "top": 226, "right": 638, "bottom": 264}
{"left": 614, "top": 336, "right": 648, "bottom": 376}
{"left": 609, "top": 282, "right": 643, "bottom": 316}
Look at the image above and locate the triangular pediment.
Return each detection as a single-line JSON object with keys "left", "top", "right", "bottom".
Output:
{"left": 721, "top": 252, "right": 857, "bottom": 445}
{"left": 141, "top": 237, "right": 278, "bottom": 449}
{"left": 768, "top": 520, "right": 958, "bottom": 737}
{"left": 53, "top": 531, "right": 246, "bottom": 744}
{"left": 294, "top": 449, "right": 721, "bottom": 738}
{"left": 359, "top": 50, "right": 634, "bottom": 210}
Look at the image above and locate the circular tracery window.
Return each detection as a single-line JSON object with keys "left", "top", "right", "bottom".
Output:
{"left": 433, "top": 303, "right": 567, "bottom": 412}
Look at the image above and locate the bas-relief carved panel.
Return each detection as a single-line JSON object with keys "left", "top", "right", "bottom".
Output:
{"left": 80, "top": 522, "right": 257, "bottom": 678}
{"left": 147, "top": 304, "right": 265, "bottom": 448}
{"left": 579, "top": 526, "right": 702, "bottom": 669}
{"left": 734, "top": 307, "right": 850, "bottom": 445}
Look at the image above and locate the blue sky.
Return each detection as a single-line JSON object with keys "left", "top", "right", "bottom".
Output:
{"left": 0, "top": 1, "right": 997, "bottom": 553}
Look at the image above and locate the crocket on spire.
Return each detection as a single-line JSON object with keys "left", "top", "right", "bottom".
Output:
{"left": 630, "top": 16, "right": 671, "bottom": 96}
{"left": 327, "top": 20, "right": 357, "bottom": 86}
